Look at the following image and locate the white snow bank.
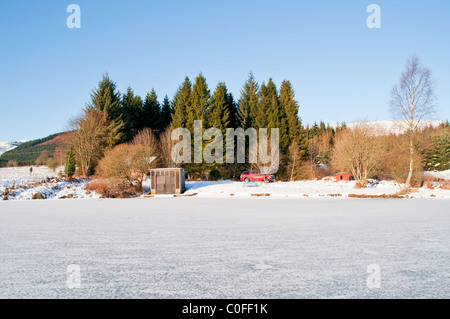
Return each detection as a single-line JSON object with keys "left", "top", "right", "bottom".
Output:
{"left": 0, "top": 166, "right": 100, "bottom": 200}
{"left": 425, "top": 170, "right": 450, "bottom": 180}
{"left": 184, "top": 179, "right": 450, "bottom": 199}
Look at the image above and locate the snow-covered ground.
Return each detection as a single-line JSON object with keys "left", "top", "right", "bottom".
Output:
{"left": 2, "top": 166, "right": 450, "bottom": 200}
{"left": 425, "top": 169, "right": 450, "bottom": 181}
{"left": 0, "top": 165, "right": 64, "bottom": 187}
{"left": 0, "top": 141, "right": 27, "bottom": 156}
{"left": 0, "top": 166, "right": 100, "bottom": 200}
{"left": 0, "top": 198, "right": 449, "bottom": 298}
{"left": 183, "top": 179, "right": 450, "bottom": 199}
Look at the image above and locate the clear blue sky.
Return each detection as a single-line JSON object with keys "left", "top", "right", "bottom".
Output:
{"left": 0, "top": 0, "right": 449, "bottom": 141}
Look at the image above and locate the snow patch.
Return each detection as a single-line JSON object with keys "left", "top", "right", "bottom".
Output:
{"left": 0, "top": 141, "right": 27, "bottom": 156}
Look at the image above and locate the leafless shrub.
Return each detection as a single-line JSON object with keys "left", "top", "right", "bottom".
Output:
{"left": 6, "top": 160, "right": 18, "bottom": 168}
{"left": 331, "top": 124, "right": 383, "bottom": 188}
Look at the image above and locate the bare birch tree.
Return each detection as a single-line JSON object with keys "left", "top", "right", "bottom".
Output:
{"left": 390, "top": 56, "right": 435, "bottom": 190}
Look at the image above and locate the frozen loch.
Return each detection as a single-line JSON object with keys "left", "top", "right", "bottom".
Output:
{"left": 0, "top": 198, "right": 449, "bottom": 298}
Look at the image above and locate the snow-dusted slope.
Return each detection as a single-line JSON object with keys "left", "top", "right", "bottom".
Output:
{"left": 0, "top": 141, "right": 27, "bottom": 156}
{"left": 335, "top": 120, "right": 443, "bottom": 135}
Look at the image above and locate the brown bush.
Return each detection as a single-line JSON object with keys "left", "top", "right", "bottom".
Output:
{"left": 331, "top": 124, "right": 383, "bottom": 187}
{"left": 46, "top": 158, "right": 59, "bottom": 171}
{"left": 440, "top": 181, "right": 450, "bottom": 190}
{"left": 6, "top": 160, "right": 18, "bottom": 168}
{"left": 380, "top": 136, "right": 424, "bottom": 188}
{"left": 96, "top": 135, "right": 158, "bottom": 192}
{"left": 32, "top": 193, "right": 45, "bottom": 200}
{"left": 35, "top": 150, "right": 50, "bottom": 166}
{"left": 348, "top": 194, "right": 404, "bottom": 199}
{"left": 84, "top": 179, "right": 135, "bottom": 198}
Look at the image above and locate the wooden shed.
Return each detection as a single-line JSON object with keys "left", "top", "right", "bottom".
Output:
{"left": 149, "top": 168, "right": 185, "bottom": 195}
{"left": 335, "top": 172, "right": 351, "bottom": 182}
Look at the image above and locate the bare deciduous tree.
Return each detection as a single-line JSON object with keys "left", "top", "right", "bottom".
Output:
{"left": 390, "top": 56, "right": 435, "bottom": 190}
{"left": 159, "top": 126, "right": 181, "bottom": 168}
{"left": 331, "top": 125, "right": 383, "bottom": 188}
{"left": 69, "top": 107, "right": 122, "bottom": 176}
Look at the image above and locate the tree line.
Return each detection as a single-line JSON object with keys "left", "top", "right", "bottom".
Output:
{"left": 67, "top": 73, "right": 309, "bottom": 181}
{"left": 63, "top": 57, "right": 449, "bottom": 193}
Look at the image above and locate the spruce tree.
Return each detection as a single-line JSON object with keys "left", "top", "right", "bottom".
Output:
{"left": 255, "top": 82, "right": 270, "bottom": 129}
{"left": 88, "top": 74, "right": 122, "bottom": 123}
{"left": 238, "top": 73, "right": 259, "bottom": 129}
{"left": 208, "top": 82, "right": 231, "bottom": 133}
{"left": 171, "top": 77, "right": 192, "bottom": 129}
{"left": 188, "top": 73, "right": 210, "bottom": 131}
{"left": 121, "top": 87, "right": 144, "bottom": 141}
{"left": 143, "top": 89, "right": 161, "bottom": 132}
{"left": 64, "top": 145, "right": 76, "bottom": 178}
{"left": 226, "top": 92, "right": 238, "bottom": 129}
{"left": 160, "top": 95, "right": 173, "bottom": 130}
{"left": 280, "top": 80, "right": 308, "bottom": 157}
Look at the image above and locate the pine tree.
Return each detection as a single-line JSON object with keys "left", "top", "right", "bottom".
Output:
{"left": 160, "top": 95, "right": 173, "bottom": 130}
{"left": 255, "top": 82, "right": 269, "bottom": 129}
{"left": 238, "top": 73, "right": 259, "bottom": 129}
{"left": 226, "top": 92, "right": 238, "bottom": 129}
{"left": 64, "top": 145, "right": 76, "bottom": 178}
{"left": 171, "top": 77, "right": 192, "bottom": 129}
{"left": 88, "top": 74, "right": 122, "bottom": 123}
{"left": 188, "top": 73, "right": 210, "bottom": 131}
{"left": 143, "top": 89, "right": 161, "bottom": 132}
{"left": 208, "top": 82, "right": 231, "bottom": 134}
{"left": 280, "top": 80, "right": 308, "bottom": 157}
{"left": 121, "top": 87, "right": 144, "bottom": 141}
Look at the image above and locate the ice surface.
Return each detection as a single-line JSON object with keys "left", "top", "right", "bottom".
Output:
{"left": 0, "top": 198, "right": 449, "bottom": 298}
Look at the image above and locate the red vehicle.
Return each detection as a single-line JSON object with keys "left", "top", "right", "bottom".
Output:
{"left": 240, "top": 171, "right": 275, "bottom": 183}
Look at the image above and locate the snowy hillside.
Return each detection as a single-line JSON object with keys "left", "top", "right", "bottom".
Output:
{"left": 333, "top": 120, "right": 443, "bottom": 135}
{"left": 0, "top": 141, "right": 26, "bottom": 156}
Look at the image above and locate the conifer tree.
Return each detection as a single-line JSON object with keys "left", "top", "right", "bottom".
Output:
{"left": 64, "top": 145, "right": 76, "bottom": 178}
{"left": 88, "top": 74, "right": 122, "bottom": 123}
{"left": 121, "top": 87, "right": 144, "bottom": 141}
{"left": 160, "top": 95, "right": 173, "bottom": 130}
{"left": 188, "top": 73, "right": 210, "bottom": 131}
{"left": 280, "top": 80, "right": 308, "bottom": 157}
{"left": 208, "top": 82, "right": 231, "bottom": 133}
{"left": 238, "top": 73, "right": 259, "bottom": 129}
{"left": 226, "top": 92, "right": 238, "bottom": 129}
{"left": 143, "top": 89, "right": 161, "bottom": 132}
{"left": 171, "top": 77, "right": 192, "bottom": 129}
{"left": 254, "top": 82, "right": 269, "bottom": 129}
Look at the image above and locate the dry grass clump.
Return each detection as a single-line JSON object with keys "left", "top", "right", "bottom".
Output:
{"left": 348, "top": 193, "right": 405, "bottom": 199}
{"left": 84, "top": 179, "right": 136, "bottom": 198}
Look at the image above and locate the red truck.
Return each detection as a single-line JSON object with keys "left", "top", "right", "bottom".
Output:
{"left": 240, "top": 171, "right": 275, "bottom": 183}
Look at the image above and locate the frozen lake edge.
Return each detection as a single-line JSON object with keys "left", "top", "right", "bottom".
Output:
{"left": 1, "top": 198, "right": 449, "bottom": 299}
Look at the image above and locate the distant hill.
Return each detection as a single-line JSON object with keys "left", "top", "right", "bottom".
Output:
{"left": 0, "top": 132, "right": 71, "bottom": 167}
{"left": 0, "top": 141, "right": 27, "bottom": 156}
{"left": 332, "top": 120, "right": 443, "bottom": 135}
